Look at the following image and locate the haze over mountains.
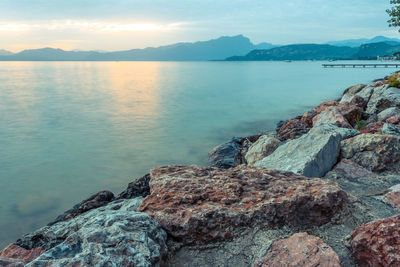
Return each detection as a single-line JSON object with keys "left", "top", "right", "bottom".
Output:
{"left": 1, "top": 35, "right": 400, "bottom": 61}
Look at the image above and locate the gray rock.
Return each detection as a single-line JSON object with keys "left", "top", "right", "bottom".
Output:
{"left": 382, "top": 123, "right": 400, "bottom": 136}
{"left": 377, "top": 107, "right": 400, "bottom": 122}
{"left": 0, "top": 257, "right": 25, "bottom": 267}
{"left": 19, "top": 198, "right": 167, "bottom": 267}
{"left": 245, "top": 135, "right": 281, "bottom": 165}
{"left": 208, "top": 137, "right": 242, "bottom": 168}
{"left": 340, "top": 84, "right": 367, "bottom": 103}
{"left": 366, "top": 85, "right": 400, "bottom": 115}
{"left": 308, "top": 123, "right": 359, "bottom": 139}
{"left": 341, "top": 134, "right": 400, "bottom": 172}
{"left": 254, "top": 124, "right": 343, "bottom": 177}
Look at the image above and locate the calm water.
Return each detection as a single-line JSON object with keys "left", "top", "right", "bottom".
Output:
{"left": 0, "top": 61, "right": 394, "bottom": 247}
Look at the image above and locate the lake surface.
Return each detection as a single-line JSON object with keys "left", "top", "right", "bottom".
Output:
{"left": 0, "top": 61, "right": 394, "bottom": 248}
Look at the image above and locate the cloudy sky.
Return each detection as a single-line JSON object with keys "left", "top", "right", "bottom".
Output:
{"left": 0, "top": 0, "right": 397, "bottom": 52}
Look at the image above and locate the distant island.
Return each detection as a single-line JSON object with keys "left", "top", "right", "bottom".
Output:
{"left": 1, "top": 35, "right": 400, "bottom": 61}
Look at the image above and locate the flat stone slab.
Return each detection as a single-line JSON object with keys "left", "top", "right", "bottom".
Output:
{"left": 139, "top": 165, "right": 348, "bottom": 245}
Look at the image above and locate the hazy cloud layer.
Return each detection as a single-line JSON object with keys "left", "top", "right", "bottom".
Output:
{"left": 0, "top": 0, "right": 397, "bottom": 52}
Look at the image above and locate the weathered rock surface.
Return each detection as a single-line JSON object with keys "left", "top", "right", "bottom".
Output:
{"left": 277, "top": 118, "right": 309, "bottom": 140}
{"left": 234, "top": 134, "right": 262, "bottom": 166}
{"left": 378, "top": 107, "right": 400, "bottom": 122}
{"left": 118, "top": 173, "right": 150, "bottom": 199}
{"left": 0, "top": 257, "right": 25, "bottom": 267}
{"left": 383, "top": 184, "right": 400, "bottom": 209}
{"left": 308, "top": 123, "right": 359, "bottom": 139}
{"left": 0, "top": 244, "right": 44, "bottom": 264}
{"left": 382, "top": 123, "right": 400, "bottom": 136}
{"left": 255, "top": 124, "right": 344, "bottom": 177}
{"left": 340, "top": 84, "right": 367, "bottom": 102}
{"left": 245, "top": 135, "right": 281, "bottom": 165}
{"left": 48, "top": 190, "right": 114, "bottom": 225}
{"left": 208, "top": 137, "right": 241, "bottom": 168}
{"left": 253, "top": 233, "right": 342, "bottom": 267}
{"left": 366, "top": 85, "right": 400, "bottom": 114}
{"left": 340, "top": 134, "right": 400, "bottom": 172}
{"left": 386, "top": 114, "right": 400, "bottom": 124}
{"left": 312, "top": 102, "right": 363, "bottom": 129}
{"left": 139, "top": 165, "right": 348, "bottom": 245}
{"left": 351, "top": 214, "right": 400, "bottom": 267}
{"left": 341, "top": 84, "right": 374, "bottom": 105}
{"left": 17, "top": 198, "right": 167, "bottom": 267}
{"left": 359, "top": 121, "right": 384, "bottom": 134}
{"left": 332, "top": 159, "right": 373, "bottom": 181}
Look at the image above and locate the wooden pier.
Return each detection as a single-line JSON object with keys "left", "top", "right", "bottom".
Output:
{"left": 323, "top": 63, "right": 400, "bottom": 68}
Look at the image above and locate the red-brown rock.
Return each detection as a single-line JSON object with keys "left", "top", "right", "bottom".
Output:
{"left": 383, "top": 185, "right": 400, "bottom": 209}
{"left": 139, "top": 165, "right": 348, "bottom": 245}
{"left": 332, "top": 159, "right": 373, "bottom": 180}
{"left": 301, "top": 101, "right": 340, "bottom": 127}
{"left": 312, "top": 106, "right": 353, "bottom": 128}
{"left": 277, "top": 118, "right": 309, "bottom": 140}
{"left": 0, "top": 244, "right": 44, "bottom": 264}
{"left": 351, "top": 214, "right": 400, "bottom": 267}
{"left": 254, "top": 232, "right": 342, "bottom": 267}
{"left": 386, "top": 114, "right": 400, "bottom": 125}
{"left": 359, "top": 121, "right": 384, "bottom": 134}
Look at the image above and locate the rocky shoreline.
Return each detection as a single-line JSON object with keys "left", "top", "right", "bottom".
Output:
{"left": 2, "top": 75, "right": 400, "bottom": 266}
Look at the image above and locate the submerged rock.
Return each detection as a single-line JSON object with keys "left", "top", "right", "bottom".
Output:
{"left": 208, "top": 137, "right": 242, "bottom": 168}
{"left": 118, "top": 173, "right": 150, "bottom": 199}
{"left": 340, "top": 134, "right": 400, "bottom": 172}
{"left": 255, "top": 124, "right": 344, "bottom": 177}
{"left": 244, "top": 135, "right": 281, "bottom": 165}
{"left": 253, "top": 233, "right": 342, "bottom": 267}
{"left": 351, "top": 214, "right": 400, "bottom": 267}
{"left": 48, "top": 190, "right": 114, "bottom": 225}
{"left": 139, "top": 165, "right": 348, "bottom": 245}
{"left": 17, "top": 198, "right": 167, "bottom": 267}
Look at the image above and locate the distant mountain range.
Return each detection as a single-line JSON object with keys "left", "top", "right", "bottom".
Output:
{"left": 1, "top": 35, "right": 400, "bottom": 61}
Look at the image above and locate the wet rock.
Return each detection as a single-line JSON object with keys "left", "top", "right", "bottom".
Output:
{"left": 351, "top": 214, "right": 400, "bottom": 267}
{"left": 386, "top": 114, "right": 400, "bottom": 124}
{"left": 277, "top": 118, "right": 309, "bottom": 140}
{"left": 20, "top": 198, "right": 167, "bottom": 267}
{"left": 377, "top": 107, "right": 400, "bottom": 122}
{"left": 245, "top": 135, "right": 281, "bottom": 165}
{"left": 359, "top": 121, "right": 384, "bottom": 134}
{"left": 233, "top": 134, "right": 262, "bottom": 166}
{"left": 48, "top": 190, "right": 114, "bottom": 225}
{"left": 253, "top": 232, "right": 342, "bottom": 267}
{"left": 118, "top": 173, "right": 150, "bottom": 199}
{"left": 332, "top": 159, "right": 373, "bottom": 181}
{"left": 208, "top": 137, "right": 242, "bottom": 168}
{"left": 366, "top": 85, "right": 400, "bottom": 115}
{"left": 0, "top": 244, "right": 44, "bottom": 264}
{"left": 382, "top": 123, "right": 400, "bottom": 136}
{"left": 139, "top": 165, "right": 348, "bottom": 245}
{"left": 340, "top": 134, "right": 400, "bottom": 172}
{"left": 255, "top": 124, "right": 343, "bottom": 177}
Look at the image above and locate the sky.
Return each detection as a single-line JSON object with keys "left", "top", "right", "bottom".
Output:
{"left": 0, "top": 0, "right": 398, "bottom": 52}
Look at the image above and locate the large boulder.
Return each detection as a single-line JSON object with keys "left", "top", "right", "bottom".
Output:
{"left": 340, "top": 134, "right": 400, "bottom": 172}
{"left": 386, "top": 114, "right": 400, "bottom": 124}
{"left": 351, "top": 214, "right": 400, "bottom": 267}
{"left": 377, "top": 107, "right": 400, "bottom": 122}
{"left": 253, "top": 233, "right": 342, "bottom": 267}
{"left": 277, "top": 118, "right": 309, "bottom": 140}
{"left": 359, "top": 121, "right": 384, "bottom": 134}
{"left": 331, "top": 159, "right": 373, "bottom": 181}
{"left": 245, "top": 135, "right": 281, "bottom": 165}
{"left": 341, "top": 84, "right": 374, "bottom": 105}
{"left": 301, "top": 101, "right": 339, "bottom": 127}
{"left": 383, "top": 184, "right": 400, "bottom": 209}
{"left": 366, "top": 85, "right": 400, "bottom": 115}
{"left": 139, "top": 165, "right": 348, "bottom": 245}
{"left": 254, "top": 124, "right": 347, "bottom": 177}
{"left": 0, "top": 244, "right": 44, "bottom": 264}
{"left": 340, "top": 84, "right": 367, "bottom": 103}
{"left": 48, "top": 190, "right": 114, "bottom": 225}
{"left": 208, "top": 137, "right": 242, "bottom": 169}
{"left": 312, "top": 102, "right": 363, "bottom": 128}
{"left": 16, "top": 198, "right": 167, "bottom": 267}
